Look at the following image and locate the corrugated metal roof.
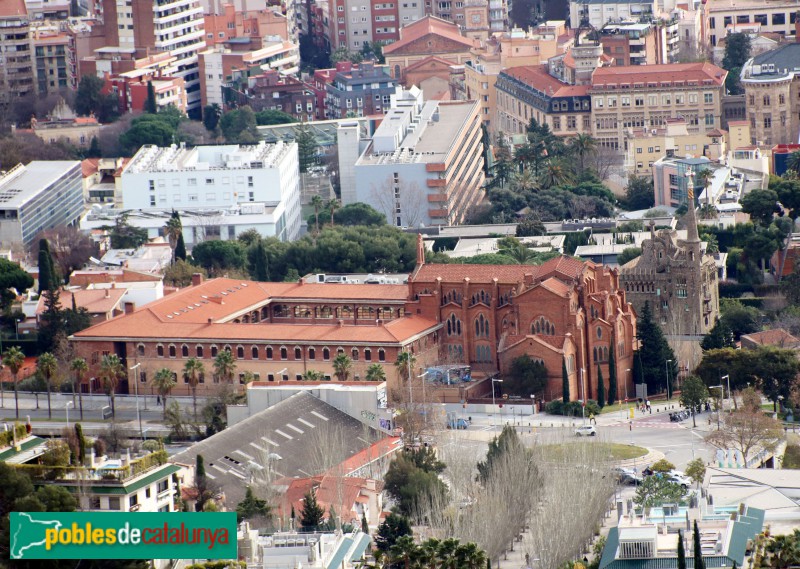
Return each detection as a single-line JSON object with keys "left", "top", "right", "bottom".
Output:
{"left": 326, "top": 536, "right": 354, "bottom": 569}
{"left": 348, "top": 533, "right": 371, "bottom": 562}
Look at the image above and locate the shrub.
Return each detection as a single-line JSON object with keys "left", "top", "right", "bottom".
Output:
{"left": 783, "top": 444, "right": 800, "bottom": 469}
{"left": 546, "top": 399, "right": 601, "bottom": 417}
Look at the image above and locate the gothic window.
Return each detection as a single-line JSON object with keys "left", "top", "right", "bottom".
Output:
{"left": 447, "top": 314, "right": 462, "bottom": 336}
{"left": 338, "top": 306, "right": 353, "bottom": 318}
{"left": 294, "top": 305, "right": 312, "bottom": 318}
{"left": 252, "top": 346, "right": 259, "bottom": 359}
{"left": 475, "top": 314, "right": 490, "bottom": 338}
{"left": 168, "top": 344, "right": 176, "bottom": 358}
{"left": 236, "top": 345, "right": 245, "bottom": 359}
{"left": 318, "top": 306, "right": 333, "bottom": 318}
{"left": 323, "top": 347, "right": 330, "bottom": 360}
{"left": 137, "top": 344, "right": 145, "bottom": 356}
{"left": 308, "top": 348, "right": 316, "bottom": 360}
{"left": 280, "top": 347, "right": 288, "bottom": 360}
{"left": 157, "top": 344, "right": 164, "bottom": 357}
{"left": 378, "top": 349, "right": 386, "bottom": 361}
{"left": 596, "top": 326, "right": 603, "bottom": 339}
{"left": 211, "top": 345, "right": 218, "bottom": 357}
{"left": 266, "top": 346, "right": 273, "bottom": 359}
{"left": 196, "top": 345, "right": 204, "bottom": 358}
{"left": 358, "top": 306, "right": 375, "bottom": 319}
{"left": 295, "top": 347, "right": 302, "bottom": 359}
{"left": 593, "top": 347, "right": 598, "bottom": 362}
{"left": 352, "top": 348, "right": 359, "bottom": 360}
{"left": 181, "top": 344, "right": 189, "bottom": 358}
{"left": 532, "top": 316, "right": 555, "bottom": 335}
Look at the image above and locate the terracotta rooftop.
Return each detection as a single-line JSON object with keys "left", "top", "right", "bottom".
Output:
{"left": 38, "top": 288, "right": 127, "bottom": 316}
{"left": 591, "top": 62, "right": 727, "bottom": 88}
{"left": 81, "top": 158, "right": 100, "bottom": 178}
{"left": 383, "top": 16, "right": 475, "bottom": 54}
{"left": 502, "top": 65, "right": 590, "bottom": 98}
{"left": 414, "top": 255, "right": 588, "bottom": 284}
{"left": 0, "top": 0, "right": 26, "bottom": 18}
{"left": 740, "top": 329, "right": 800, "bottom": 349}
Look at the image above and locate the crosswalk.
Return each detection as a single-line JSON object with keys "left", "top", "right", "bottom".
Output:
{"left": 605, "top": 420, "right": 686, "bottom": 429}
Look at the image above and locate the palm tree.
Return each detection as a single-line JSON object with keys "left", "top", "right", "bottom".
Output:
{"left": 302, "top": 369, "right": 324, "bottom": 381}
{"left": 332, "top": 353, "right": 352, "bottom": 381}
{"left": 183, "top": 357, "right": 204, "bottom": 420}
{"left": 153, "top": 368, "right": 177, "bottom": 418}
{"left": 213, "top": 349, "right": 237, "bottom": 384}
{"left": 395, "top": 351, "right": 417, "bottom": 383}
{"left": 327, "top": 198, "right": 339, "bottom": 227}
{"left": 695, "top": 168, "right": 713, "bottom": 210}
{"left": 510, "top": 169, "right": 538, "bottom": 193}
{"left": 499, "top": 240, "right": 536, "bottom": 264}
{"left": 311, "top": 195, "right": 324, "bottom": 234}
{"left": 388, "top": 535, "right": 419, "bottom": 569}
{"left": 70, "top": 357, "right": 88, "bottom": 421}
{"left": 540, "top": 160, "right": 572, "bottom": 189}
{"left": 99, "top": 353, "right": 125, "bottom": 419}
{"left": 37, "top": 352, "right": 58, "bottom": 420}
{"left": 570, "top": 133, "right": 597, "bottom": 173}
{"left": 365, "top": 363, "right": 386, "bottom": 382}
{"left": 2, "top": 347, "right": 25, "bottom": 419}
{"left": 456, "top": 542, "right": 487, "bottom": 569}
{"left": 787, "top": 150, "right": 800, "bottom": 175}
{"left": 164, "top": 214, "right": 182, "bottom": 262}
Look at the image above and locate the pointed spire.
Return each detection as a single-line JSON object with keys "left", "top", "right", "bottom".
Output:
{"left": 416, "top": 233, "right": 425, "bottom": 267}
{"left": 685, "top": 169, "right": 700, "bottom": 244}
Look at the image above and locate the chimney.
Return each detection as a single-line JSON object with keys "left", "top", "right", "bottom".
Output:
{"left": 104, "top": 289, "right": 110, "bottom": 298}
{"left": 796, "top": 11, "right": 800, "bottom": 42}
{"left": 192, "top": 273, "right": 204, "bottom": 286}
{"left": 124, "top": 302, "right": 135, "bottom": 314}
{"left": 338, "top": 319, "right": 344, "bottom": 327}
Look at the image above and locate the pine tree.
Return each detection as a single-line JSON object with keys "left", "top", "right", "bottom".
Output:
{"left": 144, "top": 82, "right": 157, "bottom": 114}
{"left": 38, "top": 287, "right": 64, "bottom": 352}
{"left": 253, "top": 240, "right": 269, "bottom": 281}
{"left": 174, "top": 232, "right": 187, "bottom": 261}
{"left": 300, "top": 490, "right": 324, "bottom": 530}
{"left": 677, "top": 530, "right": 686, "bottom": 569}
{"left": 596, "top": 364, "right": 605, "bottom": 408}
{"left": 87, "top": 136, "right": 101, "bottom": 158}
{"left": 693, "top": 521, "right": 705, "bottom": 569}
{"left": 608, "top": 333, "right": 618, "bottom": 406}
{"left": 38, "top": 239, "right": 56, "bottom": 293}
{"left": 296, "top": 126, "right": 318, "bottom": 173}
{"left": 562, "top": 358, "right": 570, "bottom": 402}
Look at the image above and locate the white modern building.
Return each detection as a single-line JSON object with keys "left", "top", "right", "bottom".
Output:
{"left": 339, "top": 88, "right": 485, "bottom": 228}
{"left": 569, "top": 0, "right": 658, "bottom": 30}
{"left": 0, "top": 161, "right": 83, "bottom": 247}
{"left": 119, "top": 142, "right": 302, "bottom": 242}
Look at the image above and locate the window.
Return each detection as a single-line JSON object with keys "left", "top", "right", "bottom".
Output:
{"left": 705, "top": 114, "right": 714, "bottom": 126}
{"left": 168, "top": 344, "right": 176, "bottom": 358}
{"left": 181, "top": 345, "right": 189, "bottom": 357}
{"left": 252, "top": 346, "right": 259, "bottom": 359}
{"left": 308, "top": 348, "right": 316, "bottom": 360}
{"left": 211, "top": 345, "right": 218, "bottom": 357}
{"left": 779, "top": 94, "right": 785, "bottom": 105}
{"left": 772, "top": 12, "right": 785, "bottom": 25}
{"left": 280, "top": 347, "right": 288, "bottom": 360}
{"left": 596, "top": 326, "right": 603, "bottom": 339}
{"left": 236, "top": 345, "right": 244, "bottom": 359}
{"left": 137, "top": 344, "right": 145, "bottom": 356}
{"left": 266, "top": 346, "right": 273, "bottom": 359}
{"left": 140, "top": 371, "right": 147, "bottom": 383}
{"left": 352, "top": 348, "right": 359, "bottom": 360}
{"left": 108, "top": 497, "right": 120, "bottom": 510}
{"left": 323, "top": 348, "right": 330, "bottom": 360}
{"left": 364, "top": 348, "right": 371, "bottom": 361}
{"left": 157, "top": 344, "right": 164, "bottom": 357}
{"left": 378, "top": 349, "right": 386, "bottom": 362}
{"left": 764, "top": 115, "right": 772, "bottom": 128}
{"left": 704, "top": 93, "right": 713, "bottom": 104}
{"left": 295, "top": 347, "right": 302, "bottom": 359}
{"left": 129, "top": 494, "right": 139, "bottom": 509}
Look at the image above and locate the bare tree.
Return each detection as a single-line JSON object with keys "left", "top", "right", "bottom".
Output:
{"left": 586, "top": 145, "right": 620, "bottom": 182}
{"left": 705, "top": 408, "right": 784, "bottom": 463}
{"left": 369, "top": 177, "right": 427, "bottom": 228}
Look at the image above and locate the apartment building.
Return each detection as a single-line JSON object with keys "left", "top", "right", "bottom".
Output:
{"left": 0, "top": 0, "right": 34, "bottom": 106}
{"left": 120, "top": 142, "right": 301, "bottom": 241}
{"left": 198, "top": 38, "right": 300, "bottom": 107}
{"left": 624, "top": 118, "right": 727, "bottom": 175}
{"left": 325, "top": 61, "right": 398, "bottom": 118}
{"left": 599, "top": 22, "right": 659, "bottom": 65}
{"left": 0, "top": 161, "right": 83, "bottom": 248}
{"left": 31, "top": 25, "right": 78, "bottom": 95}
{"left": 705, "top": 0, "right": 800, "bottom": 47}
{"left": 590, "top": 62, "right": 727, "bottom": 149}
{"left": 342, "top": 89, "right": 485, "bottom": 227}
{"left": 203, "top": 1, "right": 289, "bottom": 47}
{"left": 740, "top": 39, "right": 800, "bottom": 146}
{"left": 464, "top": 24, "right": 563, "bottom": 134}
{"left": 569, "top": 0, "right": 656, "bottom": 30}
{"left": 235, "top": 70, "right": 316, "bottom": 120}
{"left": 327, "top": 0, "right": 425, "bottom": 52}
{"left": 96, "top": 0, "right": 206, "bottom": 114}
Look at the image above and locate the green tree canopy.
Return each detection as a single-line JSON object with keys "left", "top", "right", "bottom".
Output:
{"left": 634, "top": 475, "right": 687, "bottom": 508}
{"left": 679, "top": 375, "right": 709, "bottom": 427}
{"left": 300, "top": 490, "right": 325, "bottom": 529}
{"left": 741, "top": 189, "right": 780, "bottom": 226}
{"left": 0, "top": 258, "right": 33, "bottom": 310}
{"left": 624, "top": 175, "right": 656, "bottom": 210}
{"left": 617, "top": 247, "right": 642, "bottom": 266}
{"left": 255, "top": 109, "right": 297, "bottom": 125}
{"left": 636, "top": 301, "right": 678, "bottom": 395}
{"left": 375, "top": 512, "right": 412, "bottom": 552}
{"left": 236, "top": 486, "right": 271, "bottom": 523}
{"left": 505, "top": 355, "right": 548, "bottom": 396}
{"left": 384, "top": 451, "right": 448, "bottom": 516}
{"left": 191, "top": 240, "right": 247, "bottom": 274}
{"left": 219, "top": 106, "right": 259, "bottom": 143}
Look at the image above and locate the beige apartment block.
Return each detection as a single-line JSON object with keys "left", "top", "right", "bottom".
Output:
{"left": 0, "top": 0, "right": 34, "bottom": 105}
{"left": 705, "top": 0, "right": 800, "bottom": 48}
{"left": 590, "top": 62, "right": 727, "bottom": 149}
{"left": 624, "top": 118, "right": 727, "bottom": 175}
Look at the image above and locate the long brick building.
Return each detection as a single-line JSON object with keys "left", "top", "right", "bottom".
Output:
{"left": 71, "top": 239, "right": 637, "bottom": 403}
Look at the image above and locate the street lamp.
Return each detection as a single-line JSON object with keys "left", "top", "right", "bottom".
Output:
{"left": 15, "top": 318, "right": 21, "bottom": 340}
{"left": 665, "top": 360, "right": 672, "bottom": 400}
{"left": 709, "top": 385, "right": 723, "bottom": 429}
{"left": 491, "top": 378, "right": 503, "bottom": 432}
{"left": 65, "top": 401, "right": 73, "bottom": 429}
{"left": 417, "top": 371, "right": 430, "bottom": 427}
{"left": 580, "top": 368, "right": 586, "bottom": 424}
{"left": 129, "top": 363, "right": 142, "bottom": 439}
{"left": 721, "top": 374, "right": 731, "bottom": 413}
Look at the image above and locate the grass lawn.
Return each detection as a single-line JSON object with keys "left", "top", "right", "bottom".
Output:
{"left": 540, "top": 442, "right": 648, "bottom": 462}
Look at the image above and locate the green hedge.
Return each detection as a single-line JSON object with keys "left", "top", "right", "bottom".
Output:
{"left": 783, "top": 444, "right": 800, "bottom": 469}
{"left": 0, "top": 423, "right": 30, "bottom": 448}
{"left": 130, "top": 449, "right": 168, "bottom": 477}
{"left": 546, "top": 400, "right": 602, "bottom": 417}
{"left": 718, "top": 282, "right": 754, "bottom": 298}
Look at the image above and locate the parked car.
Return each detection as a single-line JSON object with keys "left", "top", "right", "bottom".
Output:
{"left": 575, "top": 425, "right": 597, "bottom": 437}
{"left": 620, "top": 472, "right": 643, "bottom": 486}
{"left": 667, "top": 470, "right": 691, "bottom": 489}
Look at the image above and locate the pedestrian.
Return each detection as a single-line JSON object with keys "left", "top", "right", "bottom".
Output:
{"left": 589, "top": 412, "right": 596, "bottom": 425}
{"left": 157, "top": 395, "right": 161, "bottom": 406}
{"left": 629, "top": 420, "right": 632, "bottom": 431}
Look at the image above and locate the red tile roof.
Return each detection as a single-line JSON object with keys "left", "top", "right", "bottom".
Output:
{"left": 0, "top": 0, "right": 26, "bottom": 17}
{"left": 38, "top": 288, "right": 126, "bottom": 317}
{"left": 81, "top": 158, "right": 100, "bottom": 178}
{"left": 503, "top": 65, "right": 589, "bottom": 98}
{"left": 591, "top": 62, "right": 727, "bottom": 89}
{"left": 414, "top": 255, "right": 588, "bottom": 284}
{"left": 741, "top": 329, "right": 800, "bottom": 349}
{"left": 384, "top": 16, "right": 475, "bottom": 55}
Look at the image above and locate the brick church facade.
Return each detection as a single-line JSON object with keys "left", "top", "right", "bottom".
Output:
{"left": 71, "top": 238, "right": 638, "bottom": 404}
{"left": 409, "top": 237, "right": 638, "bottom": 402}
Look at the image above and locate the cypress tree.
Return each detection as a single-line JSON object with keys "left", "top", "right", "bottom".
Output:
{"left": 38, "top": 239, "right": 55, "bottom": 293}
{"left": 174, "top": 232, "right": 187, "bottom": 261}
{"left": 562, "top": 358, "right": 570, "bottom": 402}
{"left": 637, "top": 301, "right": 677, "bottom": 395}
{"left": 361, "top": 512, "right": 369, "bottom": 534}
{"left": 196, "top": 454, "right": 208, "bottom": 511}
{"left": 596, "top": 364, "right": 605, "bottom": 409}
{"left": 677, "top": 530, "right": 686, "bottom": 569}
{"left": 608, "top": 333, "right": 618, "bottom": 405}
{"left": 693, "top": 521, "right": 705, "bottom": 569}
{"left": 253, "top": 240, "right": 269, "bottom": 281}
{"left": 75, "top": 423, "right": 85, "bottom": 464}
{"left": 145, "top": 81, "right": 157, "bottom": 114}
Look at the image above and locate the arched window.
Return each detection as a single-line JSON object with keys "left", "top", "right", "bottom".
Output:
{"left": 593, "top": 347, "right": 598, "bottom": 362}
{"left": 236, "top": 345, "right": 244, "bottom": 359}
{"left": 295, "top": 347, "right": 302, "bottom": 359}
{"left": 196, "top": 345, "right": 204, "bottom": 358}
{"left": 224, "top": 345, "right": 232, "bottom": 353}
{"left": 168, "top": 344, "right": 176, "bottom": 358}
{"left": 157, "top": 344, "right": 164, "bottom": 357}
{"left": 604, "top": 347, "right": 609, "bottom": 361}
{"left": 280, "top": 347, "right": 288, "bottom": 360}
{"left": 597, "top": 326, "right": 603, "bottom": 339}
{"left": 357, "top": 306, "right": 375, "bottom": 319}
{"left": 308, "top": 348, "right": 316, "bottom": 360}
{"left": 323, "top": 347, "right": 330, "bottom": 360}
{"left": 266, "top": 346, "right": 273, "bottom": 359}
{"left": 378, "top": 349, "right": 386, "bottom": 362}
{"left": 339, "top": 306, "right": 353, "bottom": 318}
{"left": 137, "top": 344, "right": 145, "bottom": 356}
{"left": 318, "top": 306, "right": 333, "bottom": 318}
{"left": 532, "top": 316, "right": 555, "bottom": 336}
{"left": 352, "top": 348, "right": 359, "bottom": 361}
{"left": 211, "top": 345, "right": 218, "bottom": 357}
{"left": 364, "top": 348, "right": 372, "bottom": 361}
{"left": 252, "top": 346, "right": 259, "bottom": 359}
{"left": 181, "top": 345, "right": 189, "bottom": 358}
